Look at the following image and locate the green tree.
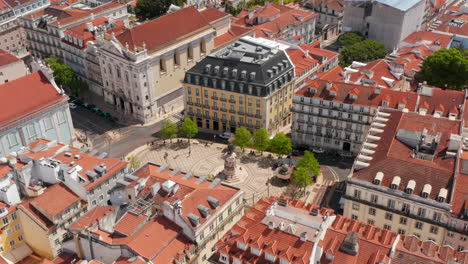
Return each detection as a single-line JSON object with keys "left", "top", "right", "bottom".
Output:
{"left": 296, "top": 150, "right": 320, "bottom": 178}
{"left": 127, "top": 156, "right": 141, "bottom": 172}
{"left": 339, "top": 40, "right": 387, "bottom": 67}
{"left": 160, "top": 120, "right": 178, "bottom": 143}
{"left": 338, "top": 32, "right": 364, "bottom": 47}
{"left": 270, "top": 132, "right": 292, "bottom": 157}
{"left": 292, "top": 166, "right": 313, "bottom": 195}
{"left": 234, "top": 126, "right": 252, "bottom": 152}
{"left": 135, "top": 0, "right": 185, "bottom": 21}
{"left": 179, "top": 118, "right": 198, "bottom": 155}
{"left": 253, "top": 128, "right": 270, "bottom": 154}
{"left": 45, "top": 56, "right": 75, "bottom": 86}
{"left": 69, "top": 77, "right": 89, "bottom": 95}
{"left": 418, "top": 48, "right": 468, "bottom": 90}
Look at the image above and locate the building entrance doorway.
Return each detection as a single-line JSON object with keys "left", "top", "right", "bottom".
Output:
{"left": 343, "top": 142, "right": 351, "bottom": 151}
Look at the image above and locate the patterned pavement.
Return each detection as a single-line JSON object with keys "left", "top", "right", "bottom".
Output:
{"left": 135, "top": 139, "right": 337, "bottom": 206}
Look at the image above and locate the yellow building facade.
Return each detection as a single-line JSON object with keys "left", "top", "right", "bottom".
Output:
{"left": 184, "top": 37, "right": 295, "bottom": 134}
{"left": 0, "top": 205, "right": 25, "bottom": 256}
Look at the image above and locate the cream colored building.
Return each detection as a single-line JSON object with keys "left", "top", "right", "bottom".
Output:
{"left": 184, "top": 36, "right": 295, "bottom": 134}
{"left": 93, "top": 6, "right": 216, "bottom": 123}
{"left": 0, "top": 49, "right": 28, "bottom": 83}
{"left": 343, "top": 107, "right": 468, "bottom": 250}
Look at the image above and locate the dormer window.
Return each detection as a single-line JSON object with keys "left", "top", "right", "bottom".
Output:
{"left": 398, "top": 103, "right": 406, "bottom": 110}
{"left": 382, "top": 100, "right": 389, "bottom": 107}
{"left": 405, "top": 180, "right": 416, "bottom": 194}
{"left": 265, "top": 253, "right": 276, "bottom": 262}
{"left": 434, "top": 111, "right": 442, "bottom": 117}
{"left": 237, "top": 242, "right": 247, "bottom": 250}
{"left": 251, "top": 247, "right": 260, "bottom": 256}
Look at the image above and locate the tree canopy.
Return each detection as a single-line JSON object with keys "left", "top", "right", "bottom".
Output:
{"left": 179, "top": 118, "right": 198, "bottom": 139}
{"left": 338, "top": 32, "right": 365, "bottom": 47}
{"left": 292, "top": 166, "right": 313, "bottom": 190}
{"left": 127, "top": 156, "right": 141, "bottom": 172}
{"left": 296, "top": 151, "right": 320, "bottom": 177}
{"left": 46, "top": 56, "right": 75, "bottom": 86}
{"left": 270, "top": 133, "right": 292, "bottom": 156}
{"left": 253, "top": 128, "right": 270, "bottom": 154}
{"left": 160, "top": 120, "right": 178, "bottom": 143}
{"left": 418, "top": 48, "right": 468, "bottom": 90}
{"left": 135, "top": 0, "right": 185, "bottom": 21}
{"left": 234, "top": 126, "right": 252, "bottom": 151}
{"left": 339, "top": 39, "right": 387, "bottom": 67}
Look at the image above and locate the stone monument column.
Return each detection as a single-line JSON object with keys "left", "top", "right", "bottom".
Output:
{"left": 223, "top": 152, "right": 239, "bottom": 183}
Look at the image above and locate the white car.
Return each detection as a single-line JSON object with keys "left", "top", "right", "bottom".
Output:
{"left": 312, "top": 147, "right": 325, "bottom": 154}
{"left": 219, "top": 132, "right": 233, "bottom": 139}
{"left": 68, "top": 102, "right": 77, "bottom": 109}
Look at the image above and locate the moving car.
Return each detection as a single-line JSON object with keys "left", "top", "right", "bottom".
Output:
{"left": 68, "top": 102, "right": 77, "bottom": 109}
{"left": 219, "top": 132, "right": 233, "bottom": 139}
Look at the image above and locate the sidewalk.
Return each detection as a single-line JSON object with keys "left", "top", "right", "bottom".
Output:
{"left": 76, "top": 90, "right": 184, "bottom": 128}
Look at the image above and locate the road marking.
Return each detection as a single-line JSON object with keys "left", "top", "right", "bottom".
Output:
{"left": 324, "top": 166, "right": 339, "bottom": 182}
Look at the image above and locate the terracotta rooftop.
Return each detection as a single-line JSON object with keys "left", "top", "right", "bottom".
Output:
{"left": 234, "top": 3, "right": 317, "bottom": 39}
{"left": 30, "top": 183, "right": 80, "bottom": 217}
{"left": 417, "top": 86, "right": 464, "bottom": 118}
{"left": 306, "top": 0, "right": 344, "bottom": 12}
{"left": 133, "top": 163, "right": 241, "bottom": 230}
{"left": 401, "top": 30, "right": 453, "bottom": 48}
{"left": 295, "top": 79, "right": 419, "bottom": 110}
{"left": 63, "top": 17, "right": 126, "bottom": 49}
{"left": 352, "top": 110, "right": 460, "bottom": 202}
{"left": 432, "top": 13, "right": 468, "bottom": 36}
{"left": 214, "top": 24, "right": 254, "bottom": 48}
{"left": 68, "top": 206, "right": 116, "bottom": 230}
{"left": 320, "top": 214, "right": 397, "bottom": 264}
{"left": 392, "top": 44, "right": 433, "bottom": 72}
{"left": 345, "top": 60, "right": 399, "bottom": 89}
{"left": 200, "top": 7, "right": 230, "bottom": 23}
{"left": 116, "top": 6, "right": 211, "bottom": 53}
{"left": 0, "top": 49, "right": 20, "bottom": 67}
{"left": 113, "top": 212, "right": 147, "bottom": 236}
{"left": 17, "top": 139, "right": 128, "bottom": 190}
{"left": 394, "top": 235, "right": 468, "bottom": 264}
{"left": 25, "top": 2, "right": 124, "bottom": 26}
{"left": 0, "top": 71, "right": 66, "bottom": 129}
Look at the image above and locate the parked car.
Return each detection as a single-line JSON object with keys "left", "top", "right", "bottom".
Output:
{"left": 312, "top": 147, "right": 325, "bottom": 154}
{"left": 219, "top": 132, "right": 233, "bottom": 139}
{"left": 68, "top": 102, "right": 77, "bottom": 109}
{"left": 92, "top": 107, "right": 101, "bottom": 113}
{"left": 339, "top": 152, "right": 353, "bottom": 157}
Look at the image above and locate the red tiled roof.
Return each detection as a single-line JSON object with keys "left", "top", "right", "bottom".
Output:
{"left": 286, "top": 47, "right": 320, "bottom": 76}
{"left": 20, "top": 199, "right": 54, "bottom": 230}
{"left": 0, "top": 71, "right": 66, "bottom": 128}
{"left": 417, "top": 86, "right": 464, "bottom": 118}
{"left": 116, "top": 6, "right": 211, "bottom": 53}
{"left": 200, "top": 7, "right": 230, "bottom": 23}
{"left": 133, "top": 163, "right": 240, "bottom": 230}
{"left": 306, "top": 0, "right": 344, "bottom": 12}
{"left": 432, "top": 13, "right": 468, "bottom": 36}
{"left": 393, "top": 235, "right": 468, "bottom": 264}
{"left": 3, "top": 0, "right": 32, "bottom": 8}
{"left": 402, "top": 30, "right": 453, "bottom": 48}
{"left": 346, "top": 60, "right": 398, "bottom": 88}
{"left": 352, "top": 111, "right": 460, "bottom": 202}
{"left": 113, "top": 212, "right": 147, "bottom": 236}
{"left": 321, "top": 214, "right": 397, "bottom": 264}
{"left": 112, "top": 216, "right": 193, "bottom": 262}
{"left": 295, "top": 79, "right": 419, "bottom": 110}
{"left": 63, "top": 17, "right": 126, "bottom": 49}
{"left": 68, "top": 206, "right": 116, "bottom": 230}
{"left": 216, "top": 197, "right": 317, "bottom": 264}
{"left": 30, "top": 183, "right": 80, "bottom": 217}
{"left": 114, "top": 257, "right": 146, "bottom": 264}
{"left": 214, "top": 24, "right": 254, "bottom": 48}
{"left": 234, "top": 3, "right": 317, "bottom": 39}
{"left": 0, "top": 49, "right": 20, "bottom": 67}
{"left": 53, "top": 151, "right": 127, "bottom": 190}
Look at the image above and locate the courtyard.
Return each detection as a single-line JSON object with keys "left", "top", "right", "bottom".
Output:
{"left": 130, "top": 139, "right": 339, "bottom": 206}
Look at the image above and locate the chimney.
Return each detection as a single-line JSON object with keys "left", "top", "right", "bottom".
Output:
{"left": 325, "top": 81, "right": 332, "bottom": 90}
{"left": 268, "top": 221, "right": 274, "bottom": 229}
{"left": 86, "top": 22, "right": 94, "bottom": 32}
{"left": 300, "top": 232, "right": 307, "bottom": 241}
{"left": 340, "top": 231, "right": 359, "bottom": 256}
{"left": 374, "top": 86, "right": 381, "bottom": 95}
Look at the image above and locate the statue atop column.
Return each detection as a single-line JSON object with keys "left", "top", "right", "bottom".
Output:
{"left": 223, "top": 152, "right": 238, "bottom": 182}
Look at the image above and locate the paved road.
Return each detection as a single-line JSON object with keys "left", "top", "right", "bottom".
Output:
{"left": 71, "top": 106, "right": 180, "bottom": 158}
